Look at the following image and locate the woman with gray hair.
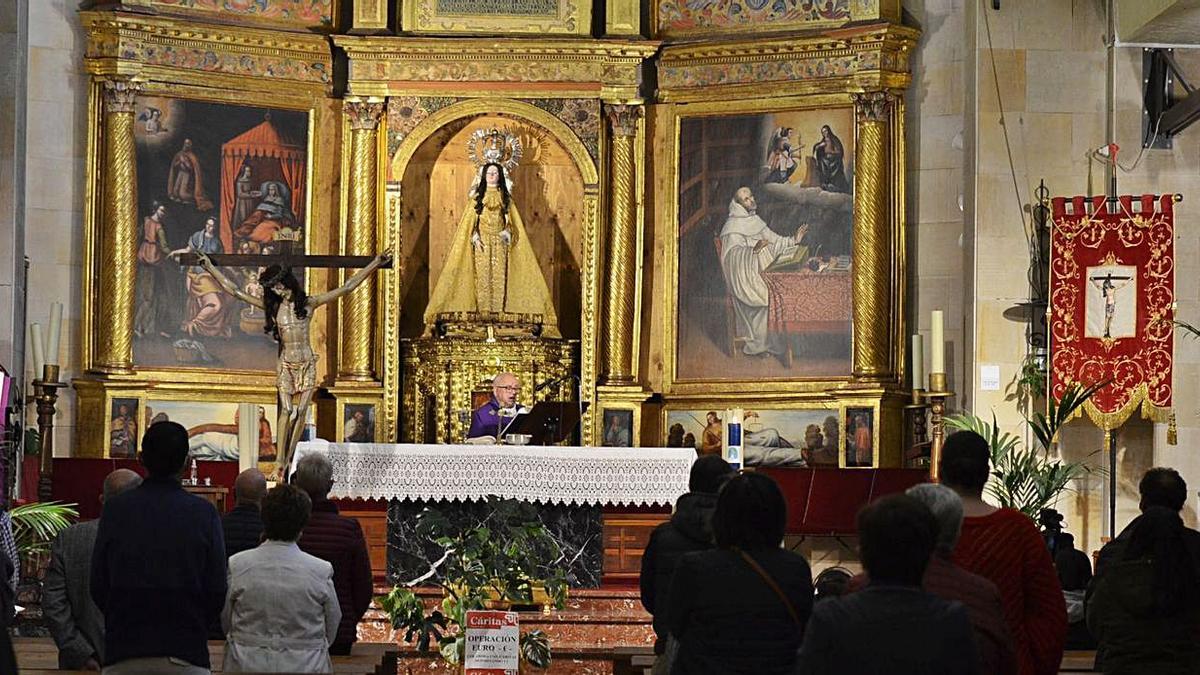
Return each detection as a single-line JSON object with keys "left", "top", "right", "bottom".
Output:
{"left": 905, "top": 484, "right": 1016, "bottom": 675}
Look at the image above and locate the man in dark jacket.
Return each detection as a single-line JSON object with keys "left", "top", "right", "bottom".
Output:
{"left": 640, "top": 455, "right": 733, "bottom": 658}
{"left": 293, "top": 452, "right": 373, "bottom": 655}
{"left": 223, "top": 468, "right": 267, "bottom": 558}
{"left": 1095, "top": 467, "right": 1200, "bottom": 576}
{"left": 44, "top": 469, "right": 142, "bottom": 669}
{"left": 90, "top": 421, "right": 227, "bottom": 673}
{"left": 796, "top": 495, "right": 978, "bottom": 675}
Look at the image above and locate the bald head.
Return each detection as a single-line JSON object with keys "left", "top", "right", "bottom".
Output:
{"left": 102, "top": 469, "right": 142, "bottom": 503}
{"left": 234, "top": 468, "right": 268, "bottom": 506}
{"left": 492, "top": 372, "right": 519, "bottom": 408}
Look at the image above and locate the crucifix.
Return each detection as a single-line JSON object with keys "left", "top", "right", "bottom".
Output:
{"left": 1088, "top": 271, "right": 1133, "bottom": 339}
{"left": 176, "top": 249, "right": 392, "bottom": 479}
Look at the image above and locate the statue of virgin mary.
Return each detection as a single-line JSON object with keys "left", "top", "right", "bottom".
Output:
{"left": 423, "top": 158, "right": 560, "bottom": 338}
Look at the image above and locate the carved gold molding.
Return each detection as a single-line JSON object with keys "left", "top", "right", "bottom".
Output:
{"left": 338, "top": 97, "right": 386, "bottom": 381}
{"left": 402, "top": 0, "right": 589, "bottom": 36}
{"left": 336, "top": 36, "right": 659, "bottom": 101}
{"left": 851, "top": 90, "right": 899, "bottom": 380}
{"left": 656, "top": 24, "right": 918, "bottom": 103}
{"left": 601, "top": 103, "right": 643, "bottom": 385}
{"left": 81, "top": 11, "right": 334, "bottom": 91}
{"left": 93, "top": 77, "right": 143, "bottom": 375}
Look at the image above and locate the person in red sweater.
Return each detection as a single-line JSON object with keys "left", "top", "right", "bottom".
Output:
{"left": 293, "top": 453, "right": 373, "bottom": 655}
{"left": 940, "top": 430, "right": 1066, "bottom": 675}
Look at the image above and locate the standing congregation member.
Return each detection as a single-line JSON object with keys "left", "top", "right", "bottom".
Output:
{"left": 1095, "top": 467, "right": 1200, "bottom": 576}
{"left": 223, "top": 468, "right": 267, "bottom": 558}
{"left": 1086, "top": 505, "right": 1200, "bottom": 674}
{"left": 796, "top": 495, "right": 977, "bottom": 675}
{"left": 640, "top": 455, "right": 734, "bottom": 673}
{"left": 666, "top": 472, "right": 812, "bottom": 674}
{"left": 91, "top": 422, "right": 227, "bottom": 674}
{"left": 941, "top": 431, "right": 1066, "bottom": 675}
{"left": 293, "top": 453, "right": 372, "bottom": 655}
{"left": 44, "top": 469, "right": 142, "bottom": 670}
{"left": 223, "top": 484, "right": 341, "bottom": 673}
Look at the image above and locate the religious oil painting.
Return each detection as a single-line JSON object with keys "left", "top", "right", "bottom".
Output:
{"left": 144, "top": 400, "right": 278, "bottom": 464}
{"left": 132, "top": 95, "right": 309, "bottom": 371}
{"left": 674, "top": 108, "right": 854, "bottom": 383}
{"left": 844, "top": 407, "right": 875, "bottom": 468}
{"left": 343, "top": 404, "right": 376, "bottom": 443}
{"left": 109, "top": 398, "right": 140, "bottom": 458}
{"left": 665, "top": 408, "right": 839, "bottom": 467}
{"left": 145, "top": 0, "right": 335, "bottom": 30}
{"left": 601, "top": 409, "right": 634, "bottom": 447}
{"left": 1085, "top": 264, "right": 1137, "bottom": 340}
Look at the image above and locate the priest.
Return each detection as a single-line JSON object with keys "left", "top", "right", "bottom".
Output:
{"left": 467, "top": 372, "right": 529, "bottom": 441}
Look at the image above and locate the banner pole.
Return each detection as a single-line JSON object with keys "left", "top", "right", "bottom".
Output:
{"left": 1107, "top": 427, "right": 1117, "bottom": 541}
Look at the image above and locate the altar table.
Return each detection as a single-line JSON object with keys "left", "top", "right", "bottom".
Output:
{"left": 294, "top": 441, "right": 693, "bottom": 587}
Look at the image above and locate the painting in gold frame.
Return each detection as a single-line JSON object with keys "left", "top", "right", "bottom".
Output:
{"left": 131, "top": 95, "right": 312, "bottom": 373}
{"left": 135, "top": 0, "right": 339, "bottom": 31}
{"left": 663, "top": 406, "right": 838, "bottom": 468}
{"left": 142, "top": 399, "right": 280, "bottom": 465}
{"left": 670, "top": 105, "right": 855, "bottom": 386}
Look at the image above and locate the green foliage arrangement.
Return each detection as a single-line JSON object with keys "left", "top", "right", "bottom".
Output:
{"left": 945, "top": 382, "right": 1104, "bottom": 519}
{"left": 379, "top": 497, "right": 568, "bottom": 669}
{"left": 10, "top": 501, "right": 77, "bottom": 557}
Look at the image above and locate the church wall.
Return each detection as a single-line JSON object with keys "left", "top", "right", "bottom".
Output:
{"left": 963, "top": 0, "right": 1200, "bottom": 558}
{"left": 21, "top": 0, "right": 87, "bottom": 457}
{"left": 0, "top": 0, "right": 26, "bottom": 374}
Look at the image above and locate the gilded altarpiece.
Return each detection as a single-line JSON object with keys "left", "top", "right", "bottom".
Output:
{"left": 650, "top": 24, "right": 917, "bottom": 466}
{"left": 73, "top": 12, "right": 338, "bottom": 458}
{"left": 337, "top": 36, "right": 656, "bottom": 445}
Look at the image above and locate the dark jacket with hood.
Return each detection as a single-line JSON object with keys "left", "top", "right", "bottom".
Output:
{"left": 640, "top": 491, "right": 719, "bottom": 654}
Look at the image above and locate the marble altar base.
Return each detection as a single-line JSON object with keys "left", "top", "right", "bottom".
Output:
{"left": 387, "top": 499, "right": 604, "bottom": 587}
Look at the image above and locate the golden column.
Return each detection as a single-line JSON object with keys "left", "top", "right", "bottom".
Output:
{"left": 601, "top": 103, "right": 643, "bottom": 385}
{"left": 338, "top": 97, "right": 385, "bottom": 380}
{"left": 851, "top": 91, "right": 896, "bottom": 381}
{"left": 94, "top": 78, "right": 142, "bottom": 374}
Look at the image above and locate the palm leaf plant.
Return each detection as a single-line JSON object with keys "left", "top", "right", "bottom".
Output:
{"left": 945, "top": 382, "right": 1103, "bottom": 519}
{"left": 9, "top": 501, "right": 77, "bottom": 557}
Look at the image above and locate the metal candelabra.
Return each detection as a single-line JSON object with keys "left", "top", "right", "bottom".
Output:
{"left": 32, "top": 364, "right": 65, "bottom": 502}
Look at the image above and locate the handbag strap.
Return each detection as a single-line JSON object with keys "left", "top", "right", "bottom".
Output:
{"left": 734, "top": 547, "right": 801, "bottom": 626}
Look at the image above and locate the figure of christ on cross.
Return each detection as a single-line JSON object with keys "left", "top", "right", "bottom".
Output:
{"left": 1088, "top": 271, "right": 1133, "bottom": 339}
{"left": 185, "top": 249, "right": 391, "bottom": 479}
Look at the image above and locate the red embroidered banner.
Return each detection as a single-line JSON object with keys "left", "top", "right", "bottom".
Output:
{"left": 1049, "top": 194, "right": 1175, "bottom": 430}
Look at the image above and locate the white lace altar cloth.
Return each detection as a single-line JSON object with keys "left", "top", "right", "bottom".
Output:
{"left": 293, "top": 440, "right": 694, "bottom": 506}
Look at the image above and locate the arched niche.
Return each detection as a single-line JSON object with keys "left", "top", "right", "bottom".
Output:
{"left": 392, "top": 106, "right": 595, "bottom": 341}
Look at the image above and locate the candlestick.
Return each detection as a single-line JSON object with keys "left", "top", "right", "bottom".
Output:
{"left": 930, "top": 310, "right": 945, "bottom": 375}
{"left": 923, "top": 376, "right": 954, "bottom": 481}
{"left": 910, "top": 334, "right": 924, "bottom": 390}
{"left": 33, "top": 364, "right": 66, "bottom": 501}
{"left": 30, "top": 323, "right": 45, "bottom": 378}
{"left": 47, "top": 302, "right": 62, "bottom": 366}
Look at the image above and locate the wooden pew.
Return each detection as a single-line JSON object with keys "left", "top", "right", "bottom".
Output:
{"left": 13, "top": 637, "right": 399, "bottom": 675}
{"left": 611, "top": 645, "right": 656, "bottom": 675}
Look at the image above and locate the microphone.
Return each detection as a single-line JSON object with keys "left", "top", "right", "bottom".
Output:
{"left": 534, "top": 374, "right": 568, "bottom": 393}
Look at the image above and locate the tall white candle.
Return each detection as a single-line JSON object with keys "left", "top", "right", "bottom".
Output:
{"left": 46, "top": 302, "right": 62, "bottom": 366}
{"left": 30, "top": 323, "right": 45, "bottom": 378}
{"left": 911, "top": 334, "right": 924, "bottom": 389}
{"left": 931, "top": 310, "right": 945, "bottom": 374}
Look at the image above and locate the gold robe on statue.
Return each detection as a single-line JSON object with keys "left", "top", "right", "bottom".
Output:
{"left": 424, "top": 187, "right": 560, "bottom": 337}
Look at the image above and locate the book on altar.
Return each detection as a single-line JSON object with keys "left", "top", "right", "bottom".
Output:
{"left": 763, "top": 243, "right": 811, "bottom": 272}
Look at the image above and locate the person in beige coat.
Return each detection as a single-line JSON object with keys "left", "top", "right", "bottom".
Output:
{"left": 222, "top": 484, "right": 341, "bottom": 673}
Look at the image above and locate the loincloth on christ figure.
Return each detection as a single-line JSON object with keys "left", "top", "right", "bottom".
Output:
{"left": 277, "top": 355, "right": 317, "bottom": 396}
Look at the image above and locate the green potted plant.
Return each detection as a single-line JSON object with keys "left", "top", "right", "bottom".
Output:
{"left": 379, "top": 497, "right": 568, "bottom": 669}
{"left": 945, "top": 381, "right": 1105, "bottom": 519}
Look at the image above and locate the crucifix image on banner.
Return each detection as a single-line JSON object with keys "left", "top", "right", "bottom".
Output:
{"left": 1085, "top": 263, "right": 1136, "bottom": 341}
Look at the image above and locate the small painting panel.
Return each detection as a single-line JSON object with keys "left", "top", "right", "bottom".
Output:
{"left": 844, "top": 407, "right": 875, "bottom": 468}
{"left": 664, "top": 408, "right": 838, "bottom": 467}
{"left": 674, "top": 108, "right": 854, "bottom": 384}
{"left": 132, "top": 95, "right": 309, "bottom": 372}
{"left": 343, "top": 404, "right": 377, "bottom": 443}
{"left": 601, "top": 409, "right": 634, "bottom": 447}
{"left": 109, "top": 398, "right": 140, "bottom": 458}
{"left": 144, "top": 400, "right": 278, "bottom": 463}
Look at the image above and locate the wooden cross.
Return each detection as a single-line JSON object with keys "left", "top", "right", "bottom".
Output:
{"left": 175, "top": 252, "right": 393, "bottom": 269}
